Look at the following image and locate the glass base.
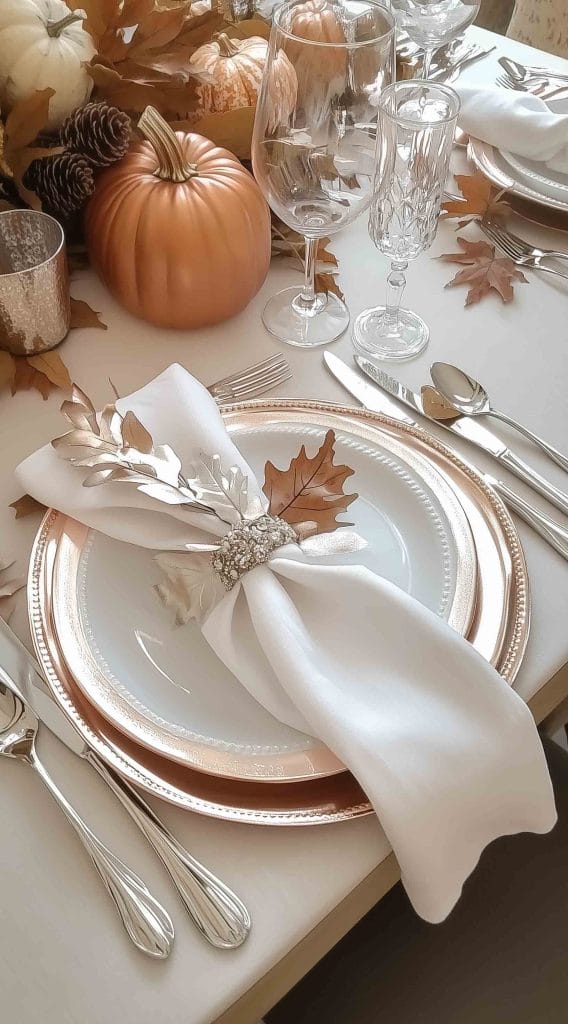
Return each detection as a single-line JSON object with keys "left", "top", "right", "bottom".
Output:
{"left": 262, "top": 286, "right": 349, "bottom": 349}
{"left": 353, "top": 306, "right": 429, "bottom": 362}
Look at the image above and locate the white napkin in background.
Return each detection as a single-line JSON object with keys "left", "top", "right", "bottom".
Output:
{"left": 454, "top": 84, "right": 568, "bottom": 174}
{"left": 17, "top": 364, "right": 556, "bottom": 923}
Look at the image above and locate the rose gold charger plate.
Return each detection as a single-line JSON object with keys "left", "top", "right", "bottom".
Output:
{"left": 28, "top": 401, "right": 530, "bottom": 826}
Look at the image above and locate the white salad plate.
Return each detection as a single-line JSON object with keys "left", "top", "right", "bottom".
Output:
{"left": 49, "top": 408, "right": 477, "bottom": 784}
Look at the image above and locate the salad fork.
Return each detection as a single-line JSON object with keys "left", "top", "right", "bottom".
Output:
{"left": 495, "top": 73, "right": 568, "bottom": 100}
{"left": 480, "top": 221, "right": 568, "bottom": 282}
{"left": 208, "top": 354, "right": 292, "bottom": 403}
{"left": 0, "top": 680, "right": 174, "bottom": 958}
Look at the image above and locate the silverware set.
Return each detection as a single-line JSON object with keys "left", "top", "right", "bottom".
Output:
{"left": 324, "top": 353, "right": 568, "bottom": 562}
{"left": 497, "top": 55, "right": 568, "bottom": 98}
{"left": 208, "top": 353, "right": 292, "bottom": 403}
{"left": 396, "top": 32, "right": 495, "bottom": 84}
{"left": 480, "top": 221, "right": 568, "bottom": 282}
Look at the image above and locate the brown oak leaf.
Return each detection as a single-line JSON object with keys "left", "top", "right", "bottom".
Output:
{"left": 9, "top": 495, "right": 47, "bottom": 519}
{"left": 263, "top": 429, "right": 357, "bottom": 534}
{"left": 11, "top": 356, "right": 59, "bottom": 399}
{"left": 441, "top": 172, "right": 511, "bottom": 228}
{"left": 270, "top": 217, "right": 343, "bottom": 299}
{"left": 439, "top": 236, "right": 528, "bottom": 306}
{"left": 27, "top": 351, "right": 72, "bottom": 391}
{"left": 0, "top": 89, "right": 62, "bottom": 208}
{"left": 420, "top": 385, "right": 461, "bottom": 421}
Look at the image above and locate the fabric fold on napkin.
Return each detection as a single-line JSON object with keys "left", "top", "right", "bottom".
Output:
{"left": 17, "top": 364, "right": 556, "bottom": 923}
{"left": 454, "top": 84, "right": 568, "bottom": 173}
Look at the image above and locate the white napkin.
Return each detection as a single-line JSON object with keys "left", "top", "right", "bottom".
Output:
{"left": 454, "top": 84, "right": 568, "bottom": 174}
{"left": 17, "top": 364, "right": 556, "bottom": 923}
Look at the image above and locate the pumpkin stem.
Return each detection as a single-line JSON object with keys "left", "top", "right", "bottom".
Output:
{"left": 46, "top": 12, "right": 85, "bottom": 37}
{"left": 215, "top": 32, "right": 240, "bottom": 58}
{"left": 137, "top": 106, "right": 199, "bottom": 184}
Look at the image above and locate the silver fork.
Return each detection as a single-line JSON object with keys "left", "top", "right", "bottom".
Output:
{"left": 480, "top": 221, "right": 568, "bottom": 281}
{"left": 208, "top": 354, "right": 292, "bottom": 403}
{"left": 495, "top": 72, "right": 568, "bottom": 100}
{"left": 483, "top": 222, "right": 568, "bottom": 282}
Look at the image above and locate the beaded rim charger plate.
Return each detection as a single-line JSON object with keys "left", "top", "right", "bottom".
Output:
{"left": 28, "top": 400, "right": 529, "bottom": 825}
{"left": 45, "top": 408, "right": 477, "bottom": 783}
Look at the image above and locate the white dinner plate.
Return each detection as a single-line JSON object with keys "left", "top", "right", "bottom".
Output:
{"left": 468, "top": 128, "right": 568, "bottom": 215}
{"left": 51, "top": 411, "right": 477, "bottom": 783}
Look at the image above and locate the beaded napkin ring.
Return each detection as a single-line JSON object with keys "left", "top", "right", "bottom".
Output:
{"left": 211, "top": 514, "right": 297, "bottom": 590}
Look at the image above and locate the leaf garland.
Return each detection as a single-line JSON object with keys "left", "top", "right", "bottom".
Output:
{"left": 439, "top": 236, "right": 528, "bottom": 306}
{"left": 263, "top": 429, "right": 357, "bottom": 534}
{"left": 441, "top": 172, "right": 511, "bottom": 228}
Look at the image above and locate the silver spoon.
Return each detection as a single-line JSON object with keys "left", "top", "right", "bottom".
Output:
{"left": 0, "top": 680, "right": 174, "bottom": 958}
{"left": 431, "top": 363, "right": 568, "bottom": 474}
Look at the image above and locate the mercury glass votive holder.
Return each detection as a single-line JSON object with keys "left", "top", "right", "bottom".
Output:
{"left": 0, "top": 209, "right": 70, "bottom": 355}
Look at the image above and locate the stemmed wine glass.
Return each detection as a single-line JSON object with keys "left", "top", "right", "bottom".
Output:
{"left": 252, "top": 0, "right": 395, "bottom": 348}
{"left": 353, "top": 80, "right": 460, "bottom": 361}
{"left": 391, "top": 0, "right": 480, "bottom": 78}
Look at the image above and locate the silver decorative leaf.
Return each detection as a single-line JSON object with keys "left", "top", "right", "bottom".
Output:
{"left": 99, "top": 405, "right": 124, "bottom": 445}
{"left": 187, "top": 454, "right": 260, "bottom": 526}
{"left": 155, "top": 552, "right": 223, "bottom": 625}
{"left": 122, "top": 411, "right": 153, "bottom": 454}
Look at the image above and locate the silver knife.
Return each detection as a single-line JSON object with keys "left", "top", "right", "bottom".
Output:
{"left": 353, "top": 354, "right": 568, "bottom": 518}
{"left": 324, "top": 352, "right": 568, "bottom": 560}
{"left": 0, "top": 618, "right": 251, "bottom": 948}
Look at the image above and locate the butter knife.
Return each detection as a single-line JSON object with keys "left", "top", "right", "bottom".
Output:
{"left": 0, "top": 618, "right": 251, "bottom": 949}
{"left": 353, "top": 354, "right": 568, "bottom": 518}
{"left": 324, "top": 353, "right": 568, "bottom": 560}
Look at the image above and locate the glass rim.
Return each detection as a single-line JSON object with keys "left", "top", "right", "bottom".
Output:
{"left": 379, "top": 80, "right": 461, "bottom": 127}
{"left": 0, "top": 208, "right": 65, "bottom": 279}
{"left": 272, "top": 0, "right": 395, "bottom": 49}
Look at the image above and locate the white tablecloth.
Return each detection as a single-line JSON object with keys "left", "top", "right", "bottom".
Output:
{"left": 1, "top": 27, "right": 567, "bottom": 1024}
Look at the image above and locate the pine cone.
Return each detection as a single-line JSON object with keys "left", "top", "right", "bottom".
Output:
{"left": 23, "top": 153, "right": 95, "bottom": 218}
{"left": 60, "top": 102, "right": 131, "bottom": 168}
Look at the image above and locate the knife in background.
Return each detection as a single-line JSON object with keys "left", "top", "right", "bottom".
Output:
{"left": 324, "top": 352, "right": 568, "bottom": 561}
{"left": 353, "top": 354, "right": 568, "bottom": 518}
{"left": 0, "top": 618, "right": 251, "bottom": 948}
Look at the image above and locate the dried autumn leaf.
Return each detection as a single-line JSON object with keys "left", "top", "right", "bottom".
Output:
{"left": 263, "top": 429, "right": 357, "bottom": 534}
{"left": 4, "top": 89, "right": 55, "bottom": 150}
{"left": 441, "top": 172, "right": 511, "bottom": 227}
{"left": 11, "top": 356, "right": 58, "bottom": 400}
{"left": 0, "top": 351, "right": 15, "bottom": 391}
{"left": 9, "top": 494, "right": 47, "bottom": 519}
{"left": 439, "top": 236, "right": 528, "bottom": 306}
{"left": 27, "top": 351, "right": 72, "bottom": 391}
{"left": 316, "top": 271, "right": 344, "bottom": 301}
{"left": 228, "top": 18, "right": 271, "bottom": 40}
{"left": 191, "top": 105, "right": 256, "bottom": 161}
{"left": 70, "top": 298, "right": 108, "bottom": 331}
{"left": 270, "top": 218, "right": 342, "bottom": 297}
{"left": 420, "top": 386, "right": 461, "bottom": 421}
{"left": 0, "top": 558, "right": 25, "bottom": 623}
{"left": 122, "top": 410, "right": 154, "bottom": 453}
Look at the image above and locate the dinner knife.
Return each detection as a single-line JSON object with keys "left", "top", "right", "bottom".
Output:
{"left": 324, "top": 352, "right": 568, "bottom": 560}
{"left": 353, "top": 355, "right": 568, "bottom": 518}
{"left": 0, "top": 618, "right": 251, "bottom": 949}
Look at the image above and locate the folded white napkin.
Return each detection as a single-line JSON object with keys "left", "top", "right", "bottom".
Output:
{"left": 17, "top": 364, "right": 556, "bottom": 923}
{"left": 455, "top": 84, "right": 568, "bottom": 174}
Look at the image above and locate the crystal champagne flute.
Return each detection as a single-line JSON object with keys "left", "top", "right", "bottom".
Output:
{"left": 353, "top": 80, "right": 459, "bottom": 361}
{"left": 391, "top": 0, "right": 480, "bottom": 78}
{"left": 252, "top": 0, "right": 395, "bottom": 348}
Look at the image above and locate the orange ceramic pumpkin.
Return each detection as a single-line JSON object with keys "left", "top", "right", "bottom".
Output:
{"left": 287, "top": 0, "right": 347, "bottom": 77}
{"left": 84, "top": 106, "right": 271, "bottom": 329}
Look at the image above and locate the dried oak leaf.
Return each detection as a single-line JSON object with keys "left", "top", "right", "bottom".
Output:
{"left": 439, "top": 236, "right": 528, "bottom": 306}
{"left": 263, "top": 429, "right": 357, "bottom": 534}
{"left": 441, "top": 172, "right": 511, "bottom": 228}
{"left": 270, "top": 217, "right": 343, "bottom": 299}
{"left": 420, "top": 385, "right": 461, "bottom": 422}
{"left": 190, "top": 106, "right": 255, "bottom": 160}
{"left": 11, "top": 356, "right": 59, "bottom": 399}
{"left": 9, "top": 494, "right": 47, "bottom": 519}
{"left": 70, "top": 297, "right": 108, "bottom": 330}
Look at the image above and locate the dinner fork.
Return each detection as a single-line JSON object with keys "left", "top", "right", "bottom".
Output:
{"left": 208, "top": 354, "right": 292, "bottom": 403}
{"left": 480, "top": 221, "right": 568, "bottom": 282}
{"left": 0, "top": 680, "right": 174, "bottom": 958}
{"left": 495, "top": 73, "right": 568, "bottom": 100}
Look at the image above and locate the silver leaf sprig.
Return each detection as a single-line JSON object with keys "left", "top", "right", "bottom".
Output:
{"left": 51, "top": 385, "right": 260, "bottom": 529}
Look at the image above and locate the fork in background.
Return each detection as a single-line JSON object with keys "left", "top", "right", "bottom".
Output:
{"left": 208, "top": 354, "right": 292, "bottom": 403}
{"left": 495, "top": 72, "right": 568, "bottom": 101}
{"left": 480, "top": 221, "right": 568, "bottom": 281}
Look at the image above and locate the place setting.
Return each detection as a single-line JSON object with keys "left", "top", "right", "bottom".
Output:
{"left": 0, "top": 3, "right": 567, "bottom": 1016}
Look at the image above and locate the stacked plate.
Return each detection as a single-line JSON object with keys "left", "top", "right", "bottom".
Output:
{"left": 468, "top": 97, "right": 568, "bottom": 227}
{"left": 29, "top": 401, "right": 529, "bottom": 826}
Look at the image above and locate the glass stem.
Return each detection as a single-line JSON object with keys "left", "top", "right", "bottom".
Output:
{"left": 422, "top": 47, "right": 434, "bottom": 79}
{"left": 384, "top": 260, "right": 408, "bottom": 327}
{"left": 302, "top": 237, "right": 317, "bottom": 304}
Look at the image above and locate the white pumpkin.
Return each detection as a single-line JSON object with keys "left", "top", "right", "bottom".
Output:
{"left": 0, "top": 0, "right": 96, "bottom": 129}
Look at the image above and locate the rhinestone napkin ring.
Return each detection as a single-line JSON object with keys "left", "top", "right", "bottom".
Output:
{"left": 211, "top": 514, "right": 297, "bottom": 590}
